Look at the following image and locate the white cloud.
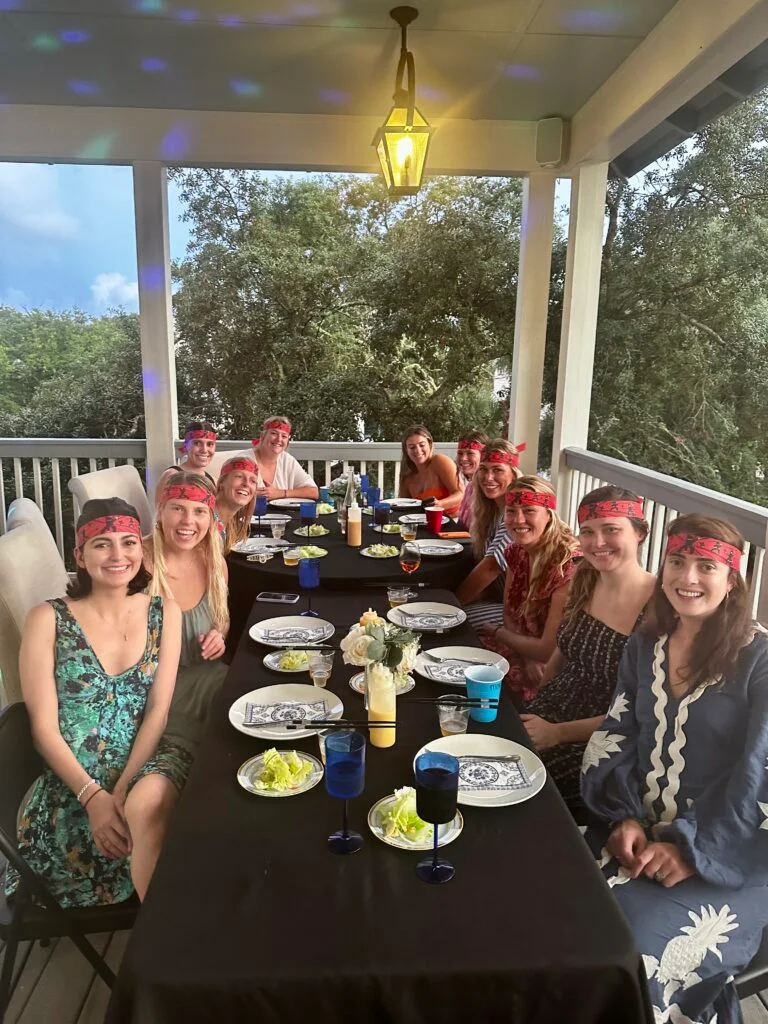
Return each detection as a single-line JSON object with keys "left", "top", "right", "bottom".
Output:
{"left": 0, "top": 164, "right": 79, "bottom": 240}
{"left": 90, "top": 272, "right": 139, "bottom": 310}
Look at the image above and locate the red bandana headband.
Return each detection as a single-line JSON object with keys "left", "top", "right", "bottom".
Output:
{"left": 220, "top": 458, "right": 257, "bottom": 478}
{"left": 162, "top": 483, "right": 216, "bottom": 508}
{"left": 185, "top": 429, "right": 216, "bottom": 442}
{"left": 256, "top": 419, "right": 292, "bottom": 443}
{"left": 457, "top": 440, "right": 485, "bottom": 452}
{"left": 578, "top": 499, "right": 645, "bottom": 525}
{"left": 76, "top": 514, "right": 141, "bottom": 550}
{"left": 505, "top": 488, "right": 556, "bottom": 511}
{"left": 483, "top": 443, "right": 527, "bottom": 468}
{"left": 665, "top": 533, "right": 742, "bottom": 572}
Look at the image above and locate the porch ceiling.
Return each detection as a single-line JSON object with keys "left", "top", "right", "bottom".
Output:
{"left": 0, "top": 0, "right": 680, "bottom": 120}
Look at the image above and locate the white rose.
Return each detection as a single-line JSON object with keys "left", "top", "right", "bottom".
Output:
{"left": 341, "top": 628, "right": 375, "bottom": 667}
{"left": 397, "top": 641, "right": 419, "bottom": 675}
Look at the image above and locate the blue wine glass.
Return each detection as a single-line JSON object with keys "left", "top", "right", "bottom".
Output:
{"left": 319, "top": 486, "right": 331, "bottom": 504}
{"left": 299, "top": 501, "right": 317, "bottom": 534}
{"left": 325, "top": 730, "right": 366, "bottom": 854}
{"left": 254, "top": 494, "right": 268, "bottom": 533}
{"left": 299, "top": 556, "right": 320, "bottom": 617}
{"left": 359, "top": 474, "right": 370, "bottom": 507}
{"left": 414, "top": 751, "right": 460, "bottom": 883}
{"left": 367, "top": 486, "right": 381, "bottom": 508}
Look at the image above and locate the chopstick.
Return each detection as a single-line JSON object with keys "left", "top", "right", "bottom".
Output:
{"left": 285, "top": 719, "right": 396, "bottom": 729}
{"left": 400, "top": 697, "right": 498, "bottom": 707}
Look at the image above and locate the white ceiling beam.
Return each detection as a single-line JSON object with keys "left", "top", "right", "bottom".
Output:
{"left": 0, "top": 104, "right": 540, "bottom": 176}
{"left": 566, "top": 0, "right": 768, "bottom": 168}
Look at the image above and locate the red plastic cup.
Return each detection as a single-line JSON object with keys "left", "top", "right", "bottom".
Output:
{"left": 426, "top": 507, "right": 444, "bottom": 534}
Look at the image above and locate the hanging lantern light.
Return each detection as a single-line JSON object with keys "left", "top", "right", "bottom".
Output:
{"left": 373, "top": 6, "right": 434, "bottom": 197}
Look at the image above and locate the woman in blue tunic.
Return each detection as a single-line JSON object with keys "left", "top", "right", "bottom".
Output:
{"left": 7, "top": 498, "right": 188, "bottom": 908}
{"left": 582, "top": 514, "right": 768, "bottom": 1024}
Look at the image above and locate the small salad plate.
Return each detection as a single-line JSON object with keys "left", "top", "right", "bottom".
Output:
{"left": 238, "top": 750, "right": 324, "bottom": 798}
{"left": 367, "top": 790, "right": 463, "bottom": 850}
{"left": 229, "top": 683, "right": 343, "bottom": 740}
{"left": 232, "top": 538, "right": 290, "bottom": 555}
{"left": 370, "top": 523, "right": 401, "bottom": 534}
{"left": 294, "top": 525, "right": 330, "bottom": 537}
{"left": 360, "top": 545, "right": 399, "bottom": 559}
{"left": 348, "top": 672, "right": 415, "bottom": 695}
{"left": 263, "top": 649, "right": 311, "bottom": 674}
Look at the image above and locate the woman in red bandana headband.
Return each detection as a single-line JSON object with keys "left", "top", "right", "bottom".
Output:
{"left": 144, "top": 472, "right": 229, "bottom": 767}
{"left": 581, "top": 513, "right": 768, "bottom": 1024}
{"left": 456, "top": 439, "right": 522, "bottom": 628}
{"left": 478, "top": 476, "right": 579, "bottom": 701}
{"left": 232, "top": 415, "right": 318, "bottom": 501}
{"left": 216, "top": 456, "right": 259, "bottom": 554}
{"left": 454, "top": 429, "right": 489, "bottom": 530}
{"left": 398, "top": 425, "right": 464, "bottom": 518}
{"left": 520, "top": 486, "right": 654, "bottom": 815}
{"left": 155, "top": 421, "right": 217, "bottom": 503}
{"left": 6, "top": 498, "right": 189, "bottom": 908}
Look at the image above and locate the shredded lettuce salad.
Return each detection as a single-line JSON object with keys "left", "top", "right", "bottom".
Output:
{"left": 316, "top": 503, "right": 335, "bottom": 515}
{"left": 277, "top": 650, "right": 309, "bottom": 671}
{"left": 298, "top": 545, "right": 327, "bottom": 558}
{"left": 382, "top": 786, "right": 434, "bottom": 843}
{"left": 296, "top": 524, "right": 329, "bottom": 536}
{"left": 254, "top": 748, "right": 313, "bottom": 791}
{"left": 367, "top": 544, "right": 399, "bottom": 557}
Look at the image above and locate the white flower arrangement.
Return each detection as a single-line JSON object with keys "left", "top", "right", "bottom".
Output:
{"left": 340, "top": 620, "right": 420, "bottom": 676}
{"left": 327, "top": 472, "right": 361, "bottom": 501}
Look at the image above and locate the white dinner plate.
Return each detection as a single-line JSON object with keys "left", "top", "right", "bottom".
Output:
{"left": 399, "top": 513, "right": 427, "bottom": 525}
{"left": 263, "top": 650, "right": 311, "bottom": 674}
{"left": 385, "top": 498, "right": 422, "bottom": 508}
{"left": 232, "top": 538, "right": 290, "bottom": 555}
{"left": 367, "top": 793, "right": 463, "bottom": 851}
{"left": 249, "top": 616, "right": 334, "bottom": 648}
{"left": 269, "top": 497, "right": 305, "bottom": 508}
{"left": 250, "top": 513, "right": 291, "bottom": 524}
{"left": 237, "top": 750, "right": 324, "bottom": 797}
{"left": 416, "top": 540, "right": 464, "bottom": 557}
{"left": 413, "top": 735, "right": 546, "bottom": 808}
{"left": 348, "top": 671, "right": 415, "bottom": 695}
{"left": 360, "top": 546, "right": 399, "bottom": 559}
{"left": 229, "top": 683, "right": 344, "bottom": 740}
{"left": 387, "top": 602, "right": 467, "bottom": 633}
{"left": 414, "top": 647, "right": 510, "bottom": 686}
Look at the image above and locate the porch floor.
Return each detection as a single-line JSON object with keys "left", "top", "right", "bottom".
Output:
{"left": 2, "top": 931, "right": 768, "bottom": 1023}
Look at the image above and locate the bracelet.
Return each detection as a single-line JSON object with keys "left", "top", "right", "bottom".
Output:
{"left": 82, "top": 786, "right": 103, "bottom": 810}
{"left": 76, "top": 778, "right": 97, "bottom": 803}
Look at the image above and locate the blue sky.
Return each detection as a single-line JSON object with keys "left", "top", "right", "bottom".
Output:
{"left": 0, "top": 164, "right": 571, "bottom": 315}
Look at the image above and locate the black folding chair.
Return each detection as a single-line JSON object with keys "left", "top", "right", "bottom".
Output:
{"left": 735, "top": 927, "right": 768, "bottom": 1006}
{"left": 0, "top": 702, "right": 138, "bottom": 1021}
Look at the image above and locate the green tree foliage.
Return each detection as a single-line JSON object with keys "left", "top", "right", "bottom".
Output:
{"left": 172, "top": 171, "right": 519, "bottom": 440}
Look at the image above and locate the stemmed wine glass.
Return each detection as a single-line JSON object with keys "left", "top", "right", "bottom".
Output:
{"left": 373, "top": 502, "right": 390, "bottom": 534}
{"left": 414, "top": 751, "right": 460, "bottom": 883}
{"left": 325, "top": 730, "right": 366, "bottom": 854}
{"left": 359, "top": 473, "right": 369, "bottom": 508}
{"left": 253, "top": 494, "right": 268, "bottom": 534}
{"left": 299, "top": 556, "right": 320, "bottom": 617}
{"left": 299, "top": 500, "right": 317, "bottom": 538}
{"left": 399, "top": 540, "right": 421, "bottom": 575}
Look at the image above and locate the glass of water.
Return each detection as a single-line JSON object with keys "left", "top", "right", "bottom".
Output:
{"left": 271, "top": 522, "right": 285, "bottom": 540}
{"left": 308, "top": 650, "right": 335, "bottom": 688}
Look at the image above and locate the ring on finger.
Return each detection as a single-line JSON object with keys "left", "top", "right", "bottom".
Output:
{"left": 654, "top": 870, "right": 665, "bottom": 883}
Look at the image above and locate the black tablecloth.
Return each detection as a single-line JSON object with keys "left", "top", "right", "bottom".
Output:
{"left": 107, "top": 589, "right": 652, "bottom": 1024}
{"left": 226, "top": 508, "right": 474, "bottom": 651}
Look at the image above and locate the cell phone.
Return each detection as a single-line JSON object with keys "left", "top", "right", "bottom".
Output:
{"left": 256, "top": 592, "right": 300, "bottom": 604}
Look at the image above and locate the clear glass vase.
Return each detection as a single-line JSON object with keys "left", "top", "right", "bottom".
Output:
{"left": 365, "top": 662, "right": 396, "bottom": 748}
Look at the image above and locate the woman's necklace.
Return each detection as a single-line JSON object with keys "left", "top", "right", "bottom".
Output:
{"left": 91, "top": 605, "right": 131, "bottom": 642}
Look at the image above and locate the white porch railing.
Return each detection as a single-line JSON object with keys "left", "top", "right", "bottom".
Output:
{"left": 0, "top": 438, "right": 458, "bottom": 561}
{"left": 561, "top": 447, "right": 768, "bottom": 620}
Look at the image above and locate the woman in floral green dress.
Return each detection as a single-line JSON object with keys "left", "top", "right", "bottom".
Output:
{"left": 5, "top": 497, "right": 189, "bottom": 908}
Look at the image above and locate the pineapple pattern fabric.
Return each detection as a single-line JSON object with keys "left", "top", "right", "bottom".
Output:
{"left": 582, "top": 629, "right": 768, "bottom": 1024}
{"left": 5, "top": 597, "right": 191, "bottom": 909}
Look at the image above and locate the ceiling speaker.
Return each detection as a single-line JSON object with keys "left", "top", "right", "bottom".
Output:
{"left": 536, "top": 118, "right": 569, "bottom": 168}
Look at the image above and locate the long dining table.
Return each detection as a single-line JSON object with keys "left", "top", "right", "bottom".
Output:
{"left": 106, "top": 588, "right": 652, "bottom": 1024}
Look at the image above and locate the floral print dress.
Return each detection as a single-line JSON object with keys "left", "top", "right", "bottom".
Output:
{"left": 5, "top": 596, "right": 191, "bottom": 909}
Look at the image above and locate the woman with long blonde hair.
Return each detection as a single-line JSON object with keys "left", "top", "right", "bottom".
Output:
{"left": 519, "top": 486, "right": 654, "bottom": 813}
{"left": 582, "top": 514, "right": 768, "bottom": 1024}
{"left": 216, "top": 456, "right": 259, "bottom": 554}
{"left": 479, "top": 476, "right": 579, "bottom": 701}
{"left": 455, "top": 439, "right": 522, "bottom": 628}
{"left": 145, "top": 472, "right": 229, "bottom": 758}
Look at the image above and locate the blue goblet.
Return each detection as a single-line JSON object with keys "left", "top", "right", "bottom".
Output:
{"left": 299, "top": 556, "right": 320, "bottom": 617}
{"left": 325, "top": 730, "right": 366, "bottom": 854}
{"left": 414, "top": 751, "right": 460, "bottom": 883}
{"left": 254, "top": 494, "right": 268, "bottom": 533}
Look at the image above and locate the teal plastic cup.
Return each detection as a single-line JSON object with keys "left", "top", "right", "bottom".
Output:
{"left": 464, "top": 665, "right": 503, "bottom": 722}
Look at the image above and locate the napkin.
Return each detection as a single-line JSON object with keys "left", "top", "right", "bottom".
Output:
{"left": 458, "top": 757, "right": 531, "bottom": 792}
{"left": 261, "top": 627, "right": 327, "bottom": 642}
{"left": 397, "top": 612, "right": 462, "bottom": 629}
{"left": 421, "top": 662, "right": 469, "bottom": 683}
{"left": 243, "top": 700, "right": 328, "bottom": 726}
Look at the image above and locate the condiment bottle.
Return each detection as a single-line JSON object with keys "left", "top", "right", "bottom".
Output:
{"left": 366, "top": 664, "right": 396, "bottom": 748}
{"left": 347, "top": 501, "right": 362, "bottom": 547}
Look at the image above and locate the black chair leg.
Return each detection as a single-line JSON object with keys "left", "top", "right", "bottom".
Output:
{"left": 0, "top": 900, "right": 23, "bottom": 1023}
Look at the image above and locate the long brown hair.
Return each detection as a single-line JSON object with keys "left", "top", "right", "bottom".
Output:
{"left": 644, "top": 514, "right": 753, "bottom": 688}
{"left": 562, "top": 485, "right": 648, "bottom": 627}
{"left": 148, "top": 471, "right": 229, "bottom": 632}
{"left": 471, "top": 438, "right": 521, "bottom": 559}
{"left": 400, "top": 425, "right": 433, "bottom": 480}
{"left": 217, "top": 458, "right": 257, "bottom": 553}
{"left": 506, "top": 476, "right": 578, "bottom": 620}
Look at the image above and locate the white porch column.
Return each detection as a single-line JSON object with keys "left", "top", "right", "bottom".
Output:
{"left": 549, "top": 162, "right": 609, "bottom": 506}
{"left": 508, "top": 172, "right": 556, "bottom": 473}
{"left": 132, "top": 161, "right": 178, "bottom": 496}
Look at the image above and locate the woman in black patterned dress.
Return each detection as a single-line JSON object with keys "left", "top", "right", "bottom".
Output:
{"left": 520, "top": 487, "right": 655, "bottom": 814}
